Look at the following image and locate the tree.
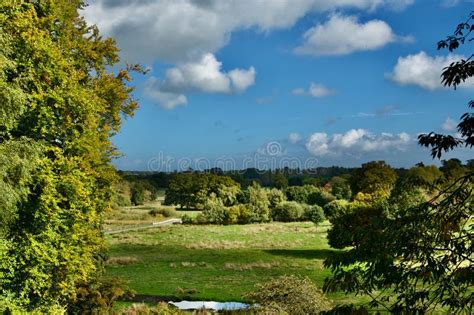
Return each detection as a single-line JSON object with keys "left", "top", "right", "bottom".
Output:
{"left": 266, "top": 188, "right": 287, "bottom": 209}
{"left": 324, "top": 14, "right": 474, "bottom": 313}
{"left": 285, "top": 185, "right": 319, "bottom": 204}
{"left": 247, "top": 182, "right": 271, "bottom": 223}
{"left": 418, "top": 12, "right": 474, "bottom": 158}
{"left": 401, "top": 164, "right": 443, "bottom": 190}
{"left": 329, "top": 176, "right": 352, "bottom": 200}
{"left": 164, "top": 173, "right": 240, "bottom": 209}
{"left": 350, "top": 161, "right": 397, "bottom": 196}
{"left": 440, "top": 158, "right": 467, "bottom": 180}
{"left": 130, "top": 183, "right": 146, "bottom": 206}
{"left": 272, "top": 171, "right": 288, "bottom": 189}
{"left": 307, "top": 190, "right": 336, "bottom": 207}
{"left": 271, "top": 201, "right": 304, "bottom": 222}
{"left": 0, "top": 0, "right": 138, "bottom": 311}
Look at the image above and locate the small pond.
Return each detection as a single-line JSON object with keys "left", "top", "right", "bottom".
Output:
{"left": 169, "top": 300, "right": 251, "bottom": 311}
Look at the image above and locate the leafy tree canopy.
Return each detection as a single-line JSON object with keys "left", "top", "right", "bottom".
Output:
{"left": 0, "top": 0, "right": 139, "bottom": 311}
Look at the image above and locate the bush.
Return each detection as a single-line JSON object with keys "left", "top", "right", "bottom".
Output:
{"left": 271, "top": 201, "right": 304, "bottom": 222}
{"left": 114, "top": 193, "right": 131, "bottom": 207}
{"left": 201, "top": 195, "right": 227, "bottom": 224}
{"left": 285, "top": 185, "right": 319, "bottom": 204}
{"left": 244, "top": 275, "right": 332, "bottom": 315}
{"left": 67, "top": 277, "right": 134, "bottom": 314}
{"left": 225, "top": 204, "right": 252, "bottom": 224}
{"left": 120, "top": 302, "right": 185, "bottom": 315}
{"left": 323, "top": 200, "right": 349, "bottom": 220}
{"left": 304, "top": 205, "right": 325, "bottom": 224}
{"left": 131, "top": 184, "right": 146, "bottom": 206}
{"left": 180, "top": 214, "right": 195, "bottom": 225}
{"left": 149, "top": 208, "right": 177, "bottom": 218}
{"left": 267, "top": 188, "right": 286, "bottom": 209}
{"left": 247, "top": 183, "right": 271, "bottom": 223}
{"left": 307, "top": 190, "right": 336, "bottom": 207}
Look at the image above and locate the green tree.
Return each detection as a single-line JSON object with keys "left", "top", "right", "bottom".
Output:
{"left": 350, "top": 161, "right": 397, "bottom": 196}
{"left": 272, "top": 172, "right": 288, "bottom": 189}
{"left": 130, "top": 183, "right": 146, "bottom": 206}
{"left": 164, "top": 173, "right": 239, "bottom": 209}
{"left": 266, "top": 188, "right": 287, "bottom": 209}
{"left": 401, "top": 164, "right": 443, "bottom": 190}
{"left": 0, "top": 0, "right": 138, "bottom": 311}
{"left": 271, "top": 201, "right": 304, "bottom": 222}
{"left": 329, "top": 176, "right": 352, "bottom": 200}
{"left": 324, "top": 14, "right": 473, "bottom": 313}
{"left": 247, "top": 182, "right": 271, "bottom": 223}
{"left": 285, "top": 185, "right": 319, "bottom": 204}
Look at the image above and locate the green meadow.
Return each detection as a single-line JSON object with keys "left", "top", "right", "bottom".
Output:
{"left": 105, "top": 216, "right": 364, "bottom": 305}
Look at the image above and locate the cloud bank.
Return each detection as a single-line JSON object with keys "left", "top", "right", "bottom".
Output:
{"left": 305, "top": 129, "right": 412, "bottom": 156}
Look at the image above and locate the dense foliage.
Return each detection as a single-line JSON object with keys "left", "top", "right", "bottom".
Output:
{"left": 323, "top": 14, "right": 473, "bottom": 313}
{"left": 245, "top": 275, "right": 332, "bottom": 315}
{"left": 0, "top": 0, "right": 137, "bottom": 311}
{"left": 164, "top": 172, "right": 240, "bottom": 209}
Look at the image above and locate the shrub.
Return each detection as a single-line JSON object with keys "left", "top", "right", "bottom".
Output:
{"left": 201, "top": 195, "right": 227, "bottom": 224}
{"left": 323, "top": 200, "right": 349, "bottom": 220}
{"left": 67, "top": 277, "right": 134, "bottom": 314}
{"left": 149, "top": 208, "right": 176, "bottom": 218}
{"left": 235, "top": 204, "right": 253, "bottom": 224}
{"left": 131, "top": 184, "right": 146, "bottom": 206}
{"left": 194, "top": 213, "right": 209, "bottom": 225}
{"left": 307, "top": 190, "right": 336, "bottom": 207}
{"left": 304, "top": 205, "right": 325, "bottom": 224}
{"left": 120, "top": 302, "right": 184, "bottom": 315}
{"left": 247, "top": 183, "right": 271, "bottom": 223}
{"left": 267, "top": 188, "right": 286, "bottom": 209}
{"left": 114, "top": 193, "right": 131, "bottom": 207}
{"left": 244, "top": 275, "right": 332, "bottom": 315}
{"left": 285, "top": 185, "right": 319, "bottom": 203}
{"left": 271, "top": 201, "right": 304, "bottom": 222}
{"left": 180, "top": 214, "right": 195, "bottom": 225}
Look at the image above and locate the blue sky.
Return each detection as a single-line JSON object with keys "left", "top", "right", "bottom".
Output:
{"left": 83, "top": 0, "right": 473, "bottom": 171}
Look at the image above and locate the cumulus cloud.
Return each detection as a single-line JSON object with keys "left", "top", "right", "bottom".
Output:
{"left": 389, "top": 51, "right": 474, "bottom": 90}
{"left": 144, "top": 53, "right": 255, "bottom": 109}
{"left": 442, "top": 117, "right": 458, "bottom": 131}
{"left": 294, "top": 14, "right": 404, "bottom": 56}
{"left": 144, "top": 78, "right": 187, "bottom": 110}
{"left": 292, "top": 82, "right": 335, "bottom": 98}
{"left": 305, "top": 129, "right": 412, "bottom": 156}
{"left": 288, "top": 133, "right": 303, "bottom": 144}
{"left": 83, "top": 0, "right": 413, "bottom": 64}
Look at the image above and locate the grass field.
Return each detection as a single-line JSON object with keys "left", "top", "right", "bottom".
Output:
{"left": 105, "top": 218, "right": 366, "bottom": 305}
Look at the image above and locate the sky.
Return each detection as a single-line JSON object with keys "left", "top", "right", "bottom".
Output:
{"left": 83, "top": 0, "right": 473, "bottom": 171}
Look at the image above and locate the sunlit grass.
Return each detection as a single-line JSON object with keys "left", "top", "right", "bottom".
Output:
{"left": 105, "top": 222, "right": 367, "bottom": 305}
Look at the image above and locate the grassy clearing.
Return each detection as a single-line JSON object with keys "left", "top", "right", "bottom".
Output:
{"left": 105, "top": 221, "right": 366, "bottom": 305}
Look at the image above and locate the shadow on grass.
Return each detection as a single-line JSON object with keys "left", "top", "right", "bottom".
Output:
{"left": 264, "top": 248, "right": 340, "bottom": 260}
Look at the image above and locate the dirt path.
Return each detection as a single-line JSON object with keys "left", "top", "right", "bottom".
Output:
{"left": 104, "top": 218, "right": 182, "bottom": 235}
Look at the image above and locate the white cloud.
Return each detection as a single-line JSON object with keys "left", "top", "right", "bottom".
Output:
{"left": 144, "top": 78, "right": 187, "bottom": 110}
{"left": 293, "top": 82, "right": 335, "bottom": 98}
{"left": 305, "top": 129, "right": 412, "bottom": 156}
{"left": 442, "top": 117, "right": 458, "bottom": 131}
{"left": 389, "top": 51, "right": 474, "bottom": 90}
{"left": 83, "top": 0, "right": 414, "bottom": 64}
{"left": 144, "top": 53, "right": 255, "bottom": 109}
{"left": 288, "top": 133, "right": 303, "bottom": 144}
{"left": 294, "top": 14, "right": 401, "bottom": 56}
{"left": 306, "top": 133, "right": 330, "bottom": 155}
